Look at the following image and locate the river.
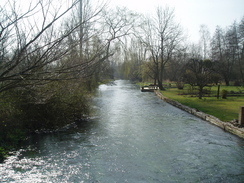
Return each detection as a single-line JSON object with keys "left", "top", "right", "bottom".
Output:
{"left": 1, "top": 80, "right": 244, "bottom": 182}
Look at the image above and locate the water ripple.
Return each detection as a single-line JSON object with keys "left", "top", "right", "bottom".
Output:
{"left": 1, "top": 80, "right": 244, "bottom": 182}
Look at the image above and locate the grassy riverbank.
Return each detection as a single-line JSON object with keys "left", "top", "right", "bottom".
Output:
{"left": 162, "top": 88, "right": 243, "bottom": 122}
{"left": 139, "top": 83, "right": 244, "bottom": 122}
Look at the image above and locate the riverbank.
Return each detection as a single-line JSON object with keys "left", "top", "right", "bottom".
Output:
{"left": 2, "top": 80, "right": 244, "bottom": 182}
{"left": 0, "top": 80, "right": 114, "bottom": 163}
{"left": 154, "top": 90, "right": 244, "bottom": 139}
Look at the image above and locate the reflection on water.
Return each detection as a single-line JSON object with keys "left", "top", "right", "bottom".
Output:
{"left": 1, "top": 80, "right": 244, "bottom": 182}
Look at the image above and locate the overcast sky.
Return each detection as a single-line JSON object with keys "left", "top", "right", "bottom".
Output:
{"left": 108, "top": 0, "right": 244, "bottom": 43}
{"left": 2, "top": 0, "right": 243, "bottom": 43}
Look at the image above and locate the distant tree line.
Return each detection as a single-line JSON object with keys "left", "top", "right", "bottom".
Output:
{"left": 116, "top": 7, "right": 244, "bottom": 98}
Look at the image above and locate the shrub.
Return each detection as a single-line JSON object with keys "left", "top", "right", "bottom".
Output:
{"left": 234, "top": 80, "right": 241, "bottom": 86}
{"left": 176, "top": 81, "right": 184, "bottom": 90}
{"left": 0, "top": 147, "right": 6, "bottom": 162}
{"left": 0, "top": 79, "right": 94, "bottom": 162}
{"left": 221, "top": 89, "right": 228, "bottom": 99}
{"left": 19, "top": 81, "right": 91, "bottom": 131}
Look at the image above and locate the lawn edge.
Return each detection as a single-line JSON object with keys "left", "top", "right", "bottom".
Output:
{"left": 154, "top": 90, "right": 244, "bottom": 139}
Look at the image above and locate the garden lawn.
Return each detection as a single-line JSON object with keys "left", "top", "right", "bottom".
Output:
{"left": 161, "top": 86, "right": 244, "bottom": 122}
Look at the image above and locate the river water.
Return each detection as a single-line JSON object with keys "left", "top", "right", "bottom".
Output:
{"left": 1, "top": 80, "right": 244, "bottom": 183}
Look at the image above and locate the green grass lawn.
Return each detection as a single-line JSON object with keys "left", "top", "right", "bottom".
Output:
{"left": 161, "top": 85, "right": 244, "bottom": 122}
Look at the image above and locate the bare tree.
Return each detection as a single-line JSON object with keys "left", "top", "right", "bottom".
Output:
{"left": 211, "top": 26, "right": 225, "bottom": 61}
{"left": 0, "top": 0, "right": 80, "bottom": 92}
{"left": 117, "top": 38, "right": 146, "bottom": 81}
{"left": 139, "top": 16, "right": 160, "bottom": 85}
{"left": 139, "top": 7, "right": 183, "bottom": 90}
{"left": 184, "top": 59, "right": 214, "bottom": 99}
{"left": 199, "top": 24, "right": 211, "bottom": 59}
{"left": 0, "top": 0, "right": 111, "bottom": 92}
{"left": 100, "top": 7, "right": 138, "bottom": 78}
{"left": 211, "top": 22, "right": 242, "bottom": 86}
{"left": 167, "top": 49, "right": 188, "bottom": 89}
{"left": 239, "top": 16, "right": 244, "bottom": 85}
{"left": 102, "top": 7, "right": 138, "bottom": 55}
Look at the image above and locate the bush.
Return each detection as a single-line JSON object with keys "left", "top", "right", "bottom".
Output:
{"left": 19, "top": 81, "right": 91, "bottom": 131}
{"left": 176, "top": 81, "right": 184, "bottom": 90}
{"left": 221, "top": 89, "right": 228, "bottom": 99}
{"left": 234, "top": 80, "right": 241, "bottom": 86}
{"left": 0, "top": 147, "right": 6, "bottom": 162}
{"left": 0, "top": 125, "right": 26, "bottom": 163}
{"left": 0, "top": 79, "right": 93, "bottom": 162}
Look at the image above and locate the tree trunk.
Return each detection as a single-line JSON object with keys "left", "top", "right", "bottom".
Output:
{"left": 158, "top": 74, "right": 165, "bottom": 90}
{"left": 199, "top": 86, "right": 203, "bottom": 99}
{"left": 224, "top": 77, "right": 230, "bottom": 86}
{"left": 158, "top": 61, "right": 165, "bottom": 90}
{"left": 158, "top": 79, "right": 164, "bottom": 90}
{"left": 154, "top": 78, "right": 157, "bottom": 86}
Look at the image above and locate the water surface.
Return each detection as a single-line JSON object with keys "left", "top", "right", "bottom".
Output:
{"left": 1, "top": 80, "right": 244, "bottom": 182}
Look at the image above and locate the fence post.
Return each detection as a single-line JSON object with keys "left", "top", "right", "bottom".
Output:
{"left": 239, "top": 106, "right": 244, "bottom": 127}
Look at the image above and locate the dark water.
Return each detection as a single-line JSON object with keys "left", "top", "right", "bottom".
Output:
{"left": 1, "top": 80, "right": 244, "bottom": 183}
